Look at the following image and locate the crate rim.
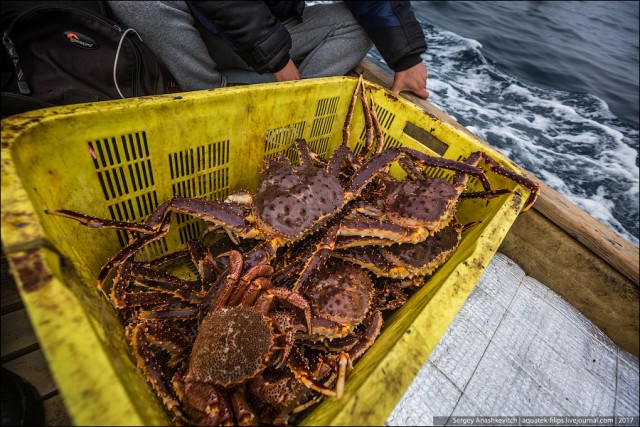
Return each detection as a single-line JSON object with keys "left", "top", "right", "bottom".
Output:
{"left": 1, "top": 76, "right": 530, "bottom": 426}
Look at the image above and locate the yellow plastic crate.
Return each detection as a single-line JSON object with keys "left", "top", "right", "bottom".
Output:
{"left": 1, "top": 76, "right": 531, "bottom": 426}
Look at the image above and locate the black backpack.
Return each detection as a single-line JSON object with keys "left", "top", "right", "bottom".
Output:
{"left": 1, "top": 1, "right": 179, "bottom": 118}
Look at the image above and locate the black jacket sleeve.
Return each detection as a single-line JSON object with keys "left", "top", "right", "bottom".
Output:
{"left": 345, "top": 1, "right": 426, "bottom": 72}
{"left": 187, "top": 1, "right": 292, "bottom": 74}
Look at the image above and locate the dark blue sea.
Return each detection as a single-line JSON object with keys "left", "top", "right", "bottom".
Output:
{"left": 365, "top": 1, "right": 639, "bottom": 247}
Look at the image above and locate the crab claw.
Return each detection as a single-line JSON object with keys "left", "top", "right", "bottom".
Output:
{"left": 335, "top": 352, "right": 351, "bottom": 400}
{"left": 288, "top": 347, "right": 337, "bottom": 398}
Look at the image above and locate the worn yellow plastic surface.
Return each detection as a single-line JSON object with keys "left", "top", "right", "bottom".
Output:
{"left": 1, "top": 77, "right": 530, "bottom": 426}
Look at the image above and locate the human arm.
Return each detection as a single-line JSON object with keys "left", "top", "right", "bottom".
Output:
{"left": 391, "top": 62, "right": 429, "bottom": 99}
{"left": 272, "top": 59, "right": 301, "bottom": 82}
{"left": 187, "top": 1, "right": 296, "bottom": 75}
{"left": 345, "top": 1, "right": 429, "bottom": 98}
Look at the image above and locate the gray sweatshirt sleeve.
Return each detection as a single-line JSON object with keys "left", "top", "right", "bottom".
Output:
{"left": 107, "top": 1, "right": 226, "bottom": 91}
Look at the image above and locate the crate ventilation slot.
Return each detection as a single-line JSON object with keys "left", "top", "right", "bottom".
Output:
{"left": 308, "top": 96, "right": 339, "bottom": 158}
{"left": 88, "top": 132, "right": 163, "bottom": 253}
{"left": 264, "top": 121, "right": 306, "bottom": 163}
{"left": 168, "top": 140, "right": 231, "bottom": 245}
{"left": 263, "top": 96, "right": 339, "bottom": 163}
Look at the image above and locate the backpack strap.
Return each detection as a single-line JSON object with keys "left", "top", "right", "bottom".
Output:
{"left": 1, "top": 92, "right": 52, "bottom": 118}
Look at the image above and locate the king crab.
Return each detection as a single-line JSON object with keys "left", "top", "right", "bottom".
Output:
{"left": 166, "top": 249, "right": 314, "bottom": 425}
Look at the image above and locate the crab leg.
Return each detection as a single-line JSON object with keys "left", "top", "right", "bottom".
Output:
{"left": 198, "top": 269, "right": 230, "bottom": 322}
{"left": 49, "top": 196, "right": 253, "bottom": 236}
{"left": 374, "top": 281, "right": 408, "bottom": 311}
{"left": 337, "top": 214, "right": 433, "bottom": 245}
{"left": 137, "top": 302, "right": 200, "bottom": 320}
{"left": 292, "top": 395, "right": 324, "bottom": 414}
{"left": 295, "top": 135, "right": 316, "bottom": 167}
{"left": 369, "top": 91, "right": 385, "bottom": 155}
{"left": 254, "top": 288, "right": 312, "bottom": 335}
{"left": 334, "top": 221, "right": 462, "bottom": 279}
{"left": 120, "top": 291, "right": 197, "bottom": 309}
{"left": 47, "top": 195, "right": 260, "bottom": 288}
{"left": 343, "top": 73, "right": 364, "bottom": 147}
{"left": 359, "top": 79, "right": 374, "bottom": 158}
{"left": 271, "top": 256, "right": 307, "bottom": 287}
{"left": 276, "top": 209, "right": 434, "bottom": 285}
{"left": 468, "top": 151, "right": 540, "bottom": 211}
{"left": 402, "top": 151, "right": 539, "bottom": 211}
{"left": 182, "top": 381, "right": 230, "bottom": 426}
{"left": 299, "top": 351, "right": 352, "bottom": 400}
{"left": 130, "top": 263, "right": 203, "bottom": 293}
{"left": 45, "top": 199, "right": 172, "bottom": 234}
{"left": 288, "top": 347, "right": 337, "bottom": 397}
{"left": 140, "top": 248, "right": 190, "bottom": 269}
{"left": 268, "top": 311, "right": 297, "bottom": 368}
{"left": 216, "top": 391, "right": 235, "bottom": 426}
{"left": 346, "top": 310, "right": 383, "bottom": 361}
{"left": 347, "top": 147, "right": 492, "bottom": 200}
{"left": 130, "top": 323, "right": 184, "bottom": 419}
{"left": 227, "top": 263, "right": 274, "bottom": 306}
{"left": 270, "top": 228, "right": 336, "bottom": 287}
{"left": 326, "top": 143, "right": 362, "bottom": 178}
{"left": 333, "top": 246, "right": 410, "bottom": 279}
{"left": 399, "top": 152, "right": 501, "bottom": 206}
{"left": 334, "top": 352, "right": 351, "bottom": 400}
{"left": 97, "top": 213, "right": 173, "bottom": 289}
{"left": 238, "top": 235, "right": 287, "bottom": 274}
{"left": 334, "top": 235, "right": 399, "bottom": 249}
{"left": 229, "top": 386, "right": 258, "bottom": 426}
{"left": 186, "top": 239, "right": 218, "bottom": 292}
{"left": 238, "top": 277, "right": 271, "bottom": 307}
{"left": 459, "top": 188, "right": 514, "bottom": 200}
{"left": 290, "top": 222, "right": 340, "bottom": 293}
{"left": 135, "top": 320, "right": 193, "bottom": 366}
{"left": 210, "top": 250, "right": 245, "bottom": 309}
{"left": 110, "top": 261, "right": 133, "bottom": 305}
{"left": 110, "top": 262, "right": 205, "bottom": 307}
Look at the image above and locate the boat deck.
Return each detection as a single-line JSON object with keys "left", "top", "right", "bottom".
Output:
{"left": 1, "top": 251, "right": 72, "bottom": 426}
{"left": 386, "top": 253, "right": 639, "bottom": 425}
{"left": 2, "top": 251, "right": 638, "bottom": 426}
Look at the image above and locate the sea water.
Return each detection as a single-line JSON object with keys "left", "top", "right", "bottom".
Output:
{"left": 366, "top": 1, "right": 639, "bottom": 247}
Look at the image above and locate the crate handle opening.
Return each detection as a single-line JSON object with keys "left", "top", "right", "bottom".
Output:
{"left": 402, "top": 122, "right": 449, "bottom": 156}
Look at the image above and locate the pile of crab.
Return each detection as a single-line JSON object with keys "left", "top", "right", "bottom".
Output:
{"left": 46, "top": 75, "right": 539, "bottom": 426}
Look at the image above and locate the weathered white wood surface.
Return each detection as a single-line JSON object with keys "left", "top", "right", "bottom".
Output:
{"left": 386, "top": 253, "right": 639, "bottom": 425}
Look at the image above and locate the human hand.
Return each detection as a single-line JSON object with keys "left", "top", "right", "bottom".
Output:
{"left": 272, "top": 59, "right": 301, "bottom": 82}
{"left": 391, "top": 62, "right": 429, "bottom": 99}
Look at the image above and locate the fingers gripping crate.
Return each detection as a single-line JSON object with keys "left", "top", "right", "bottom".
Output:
{"left": 1, "top": 77, "right": 530, "bottom": 425}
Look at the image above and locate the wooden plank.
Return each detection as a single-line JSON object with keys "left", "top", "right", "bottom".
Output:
{"left": 1, "top": 249, "right": 24, "bottom": 315}
{"left": 354, "top": 59, "right": 639, "bottom": 286}
{"left": 500, "top": 209, "right": 639, "bottom": 356}
{"left": 43, "top": 394, "right": 73, "bottom": 426}
{"left": 533, "top": 180, "right": 639, "bottom": 286}
{"left": 1, "top": 308, "right": 39, "bottom": 362}
{"left": 3, "top": 350, "right": 58, "bottom": 398}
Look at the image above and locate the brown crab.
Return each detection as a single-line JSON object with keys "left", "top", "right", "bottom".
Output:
{"left": 333, "top": 218, "right": 465, "bottom": 280}
{"left": 335, "top": 147, "right": 539, "bottom": 250}
{"left": 245, "top": 304, "right": 383, "bottom": 425}
{"left": 298, "top": 259, "right": 376, "bottom": 342}
{"left": 335, "top": 78, "right": 540, "bottom": 249}
{"left": 112, "top": 239, "right": 244, "bottom": 421}
{"left": 107, "top": 237, "right": 226, "bottom": 329}
{"left": 271, "top": 258, "right": 383, "bottom": 400}
{"left": 116, "top": 245, "right": 304, "bottom": 425}
{"left": 169, "top": 249, "right": 320, "bottom": 426}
